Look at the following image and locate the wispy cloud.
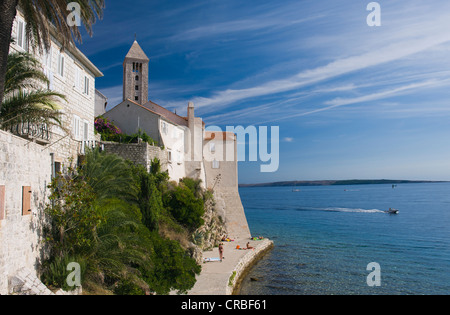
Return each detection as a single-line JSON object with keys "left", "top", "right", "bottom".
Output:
{"left": 324, "top": 80, "right": 448, "bottom": 107}
{"left": 170, "top": 14, "right": 322, "bottom": 42}
{"left": 189, "top": 28, "right": 450, "bottom": 113}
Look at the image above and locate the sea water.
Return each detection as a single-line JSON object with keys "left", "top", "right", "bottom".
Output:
{"left": 238, "top": 183, "right": 450, "bottom": 295}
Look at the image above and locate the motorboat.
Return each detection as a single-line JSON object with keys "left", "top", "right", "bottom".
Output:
{"left": 386, "top": 208, "right": 399, "bottom": 214}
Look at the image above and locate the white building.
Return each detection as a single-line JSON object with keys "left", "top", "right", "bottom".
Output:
{"left": 0, "top": 9, "right": 103, "bottom": 294}
{"left": 103, "top": 40, "right": 207, "bottom": 183}
{"left": 103, "top": 40, "right": 251, "bottom": 240}
{"left": 9, "top": 9, "right": 104, "bottom": 163}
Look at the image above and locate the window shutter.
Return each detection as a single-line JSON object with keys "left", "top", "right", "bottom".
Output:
{"left": 73, "top": 115, "right": 81, "bottom": 140}
{"left": 75, "top": 67, "right": 81, "bottom": 89}
{"left": 84, "top": 76, "right": 89, "bottom": 95}
{"left": 58, "top": 53, "right": 65, "bottom": 77}
{"left": 83, "top": 120, "right": 89, "bottom": 140}
{"left": 22, "top": 186, "right": 32, "bottom": 216}
{"left": 0, "top": 185, "right": 5, "bottom": 220}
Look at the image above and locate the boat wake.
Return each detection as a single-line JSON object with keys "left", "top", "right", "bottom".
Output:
{"left": 293, "top": 206, "right": 385, "bottom": 214}
{"left": 322, "top": 207, "right": 385, "bottom": 214}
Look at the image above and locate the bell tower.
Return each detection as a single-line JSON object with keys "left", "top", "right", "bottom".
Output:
{"left": 123, "top": 40, "right": 149, "bottom": 104}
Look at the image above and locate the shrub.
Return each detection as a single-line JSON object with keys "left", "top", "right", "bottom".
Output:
{"left": 143, "top": 232, "right": 201, "bottom": 295}
{"left": 44, "top": 168, "right": 103, "bottom": 258}
{"left": 94, "top": 116, "right": 157, "bottom": 145}
{"left": 94, "top": 116, "right": 122, "bottom": 141}
{"left": 41, "top": 255, "right": 87, "bottom": 291}
{"left": 165, "top": 183, "right": 204, "bottom": 231}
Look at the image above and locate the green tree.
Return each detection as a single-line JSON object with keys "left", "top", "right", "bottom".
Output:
{"left": 0, "top": 0, "right": 105, "bottom": 104}
{"left": 144, "top": 232, "right": 201, "bottom": 295}
{"left": 0, "top": 51, "right": 64, "bottom": 130}
{"left": 88, "top": 198, "right": 153, "bottom": 293}
{"left": 165, "top": 183, "right": 205, "bottom": 231}
{"left": 138, "top": 171, "right": 163, "bottom": 232}
{"left": 44, "top": 167, "right": 102, "bottom": 258}
{"left": 180, "top": 177, "right": 203, "bottom": 199}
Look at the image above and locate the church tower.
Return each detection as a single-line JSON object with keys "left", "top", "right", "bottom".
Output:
{"left": 123, "top": 40, "right": 149, "bottom": 104}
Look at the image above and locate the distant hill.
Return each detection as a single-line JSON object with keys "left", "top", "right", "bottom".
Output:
{"left": 239, "top": 179, "right": 447, "bottom": 187}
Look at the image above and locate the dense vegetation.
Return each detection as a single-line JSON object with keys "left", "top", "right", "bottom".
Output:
{"left": 41, "top": 149, "right": 208, "bottom": 295}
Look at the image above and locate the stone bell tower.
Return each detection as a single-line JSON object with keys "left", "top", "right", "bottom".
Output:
{"left": 123, "top": 40, "right": 149, "bottom": 105}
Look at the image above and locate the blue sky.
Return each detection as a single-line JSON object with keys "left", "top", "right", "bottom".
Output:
{"left": 79, "top": 0, "right": 450, "bottom": 184}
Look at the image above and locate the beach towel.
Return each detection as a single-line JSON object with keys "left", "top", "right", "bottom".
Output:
{"left": 203, "top": 257, "right": 221, "bottom": 262}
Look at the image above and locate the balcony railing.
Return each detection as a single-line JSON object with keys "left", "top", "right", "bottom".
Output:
{"left": 79, "top": 140, "right": 104, "bottom": 155}
{"left": 10, "top": 121, "right": 50, "bottom": 143}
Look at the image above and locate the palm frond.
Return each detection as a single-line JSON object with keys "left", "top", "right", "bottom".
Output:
{"left": 81, "top": 148, "right": 139, "bottom": 202}
{"left": 0, "top": 88, "right": 65, "bottom": 129}
{"left": 4, "top": 52, "right": 50, "bottom": 95}
{"left": 19, "top": 0, "right": 105, "bottom": 52}
{"left": 1, "top": 51, "right": 66, "bottom": 131}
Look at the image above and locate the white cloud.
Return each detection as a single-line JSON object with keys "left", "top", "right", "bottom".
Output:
{"left": 190, "top": 25, "right": 450, "bottom": 115}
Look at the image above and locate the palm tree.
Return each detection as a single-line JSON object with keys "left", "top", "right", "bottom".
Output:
{"left": 0, "top": 0, "right": 105, "bottom": 104}
{"left": 0, "top": 51, "right": 65, "bottom": 135}
{"left": 80, "top": 148, "right": 139, "bottom": 203}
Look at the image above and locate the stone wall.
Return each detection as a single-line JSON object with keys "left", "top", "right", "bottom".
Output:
{"left": 213, "top": 187, "right": 252, "bottom": 241}
{"left": 0, "top": 130, "right": 52, "bottom": 295}
{"left": 102, "top": 141, "right": 168, "bottom": 173}
{"left": 226, "top": 239, "right": 274, "bottom": 295}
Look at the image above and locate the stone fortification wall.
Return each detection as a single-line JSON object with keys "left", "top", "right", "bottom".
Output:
{"left": 102, "top": 142, "right": 168, "bottom": 172}
{"left": 213, "top": 187, "right": 251, "bottom": 241}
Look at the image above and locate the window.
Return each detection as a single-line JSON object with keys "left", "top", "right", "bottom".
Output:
{"left": 84, "top": 76, "right": 90, "bottom": 95}
{"left": 0, "top": 185, "right": 5, "bottom": 220}
{"left": 43, "top": 47, "right": 52, "bottom": 69}
{"left": 161, "top": 122, "right": 168, "bottom": 135}
{"left": 57, "top": 52, "right": 65, "bottom": 77}
{"left": 52, "top": 161, "right": 61, "bottom": 178}
{"left": 135, "top": 75, "right": 139, "bottom": 81}
{"left": 210, "top": 142, "right": 216, "bottom": 153}
{"left": 73, "top": 114, "right": 82, "bottom": 140}
{"left": 168, "top": 150, "right": 172, "bottom": 162}
{"left": 16, "top": 18, "right": 28, "bottom": 51}
{"left": 212, "top": 159, "right": 220, "bottom": 169}
{"left": 135, "top": 85, "right": 139, "bottom": 90}
{"left": 22, "top": 186, "right": 32, "bottom": 216}
{"left": 135, "top": 96, "right": 139, "bottom": 101}
{"left": 75, "top": 66, "right": 82, "bottom": 90}
{"left": 172, "top": 128, "right": 178, "bottom": 139}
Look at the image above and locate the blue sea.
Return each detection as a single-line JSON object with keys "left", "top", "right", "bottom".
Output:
{"left": 238, "top": 183, "right": 450, "bottom": 295}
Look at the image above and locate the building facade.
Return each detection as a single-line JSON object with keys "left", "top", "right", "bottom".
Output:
{"left": 0, "top": 9, "right": 103, "bottom": 294}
